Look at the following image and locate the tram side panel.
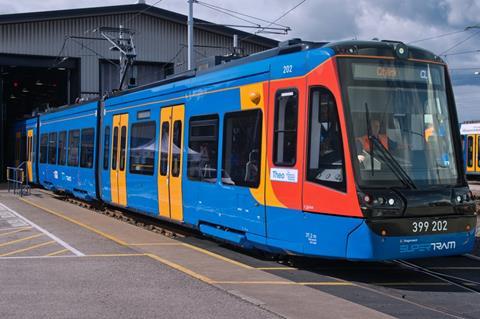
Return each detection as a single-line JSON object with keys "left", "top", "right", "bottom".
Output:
{"left": 38, "top": 102, "right": 98, "bottom": 200}
{"left": 100, "top": 95, "right": 160, "bottom": 216}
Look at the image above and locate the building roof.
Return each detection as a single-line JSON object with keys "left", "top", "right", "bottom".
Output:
{"left": 0, "top": 3, "right": 278, "bottom": 48}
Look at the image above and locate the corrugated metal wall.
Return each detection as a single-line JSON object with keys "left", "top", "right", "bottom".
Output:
{"left": 0, "top": 13, "right": 271, "bottom": 97}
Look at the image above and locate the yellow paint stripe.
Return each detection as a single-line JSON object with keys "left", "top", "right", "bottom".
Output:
{"left": 128, "top": 243, "right": 183, "bottom": 246}
{"left": 0, "top": 240, "right": 55, "bottom": 257}
{"left": 46, "top": 248, "right": 69, "bottom": 256}
{"left": 145, "top": 253, "right": 214, "bottom": 284}
{"left": 212, "top": 280, "right": 353, "bottom": 286}
{"left": 86, "top": 253, "right": 148, "bottom": 257}
{"left": 0, "top": 227, "right": 32, "bottom": 238}
{"left": 0, "top": 233, "right": 43, "bottom": 248}
{"left": 181, "top": 243, "right": 253, "bottom": 269}
{"left": 18, "top": 198, "right": 128, "bottom": 246}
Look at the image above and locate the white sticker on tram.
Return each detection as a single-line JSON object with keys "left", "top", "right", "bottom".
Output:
{"left": 270, "top": 168, "right": 298, "bottom": 183}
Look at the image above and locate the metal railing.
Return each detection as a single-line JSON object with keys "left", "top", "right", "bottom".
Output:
{"left": 6, "top": 162, "right": 30, "bottom": 196}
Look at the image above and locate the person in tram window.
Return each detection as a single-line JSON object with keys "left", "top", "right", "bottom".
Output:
{"left": 357, "top": 118, "right": 397, "bottom": 164}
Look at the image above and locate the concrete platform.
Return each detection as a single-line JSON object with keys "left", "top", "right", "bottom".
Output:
{"left": 0, "top": 189, "right": 392, "bottom": 319}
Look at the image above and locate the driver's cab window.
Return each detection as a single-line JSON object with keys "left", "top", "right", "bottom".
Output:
{"left": 307, "top": 87, "right": 345, "bottom": 191}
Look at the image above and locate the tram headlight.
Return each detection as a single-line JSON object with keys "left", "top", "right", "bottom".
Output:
{"left": 358, "top": 191, "right": 405, "bottom": 218}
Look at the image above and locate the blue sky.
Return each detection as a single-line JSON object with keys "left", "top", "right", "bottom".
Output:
{"left": 2, "top": 0, "right": 480, "bottom": 121}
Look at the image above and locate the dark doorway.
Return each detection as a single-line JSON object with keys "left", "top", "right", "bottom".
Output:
{"left": 0, "top": 54, "right": 79, "bottom": 180}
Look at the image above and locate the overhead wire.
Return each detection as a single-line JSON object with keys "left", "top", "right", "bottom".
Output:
{"left": 195, "top": 0, "right": 288, "bottom": 29}
{"left": 407, "top": 29, "right": 466, "bottom": 44}
{"left": 196, "top": 1, "right": 262, "bottom": 27}
{"left": 240, "top": 0, "right": 307, "bottom": 41}
{"left": 439, "top": 29, "right": 480, "bottom": 56}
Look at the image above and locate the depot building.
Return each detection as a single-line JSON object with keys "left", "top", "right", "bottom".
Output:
{"left": 0, "top": 2, "right": 277, "bottom": 179}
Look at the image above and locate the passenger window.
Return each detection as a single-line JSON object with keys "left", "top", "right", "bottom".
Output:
{"left": 130, "top": 121, "right": 156, "bottom": 175}
{"left": 467, "top": 136, "right": 474, "bottom": 167}
{"left": 187, "top": 115, "right": 219, "bottom": 182}
{"left": 58, "top": 131, "right": 67, "bottom": 165}
{"left": 67, "top": 130, "right": 80, "bottom": 167}
{"left": 222, "top": 109, "right": 262, "bottom": 188}
{"left": 48, "top": 132, "right": 57, "bottom": 164}
{"left": 307, "top": 87, "right": 345, "bottom": 191}
{"left": 112, "top": 127, "right": 118, "bottom": 170}
{"left": 172, "top": 120, "right": 182, "bottom": 177}
{"left": 80, "top": 128, "right": 95, "bottom": 168}
{"left": 40, "top": 134, "right": 48, "bottom": 163}
{"left": 274, "top": 89, "right": 298, "bottom": 166}
{"left": 103, "top": 126, "right": 110, "bottom": 170}
{"left": 119, "top": 126, "right": 127, "bottom": 171}
{"left": 159, "top": 122, "right": 170, "bottom": 176}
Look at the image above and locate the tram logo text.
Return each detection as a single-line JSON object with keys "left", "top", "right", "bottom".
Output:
{"left": 400, "top": 241, "right": 456, "bottom": 253}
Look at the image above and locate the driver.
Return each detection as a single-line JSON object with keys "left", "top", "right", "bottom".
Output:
{"left": 357, "top": 118, "right": 397, "bottom": 163}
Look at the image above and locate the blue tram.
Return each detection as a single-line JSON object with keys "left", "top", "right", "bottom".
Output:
{"left": 12, "top": 39, "right": 477, "bottom": 260}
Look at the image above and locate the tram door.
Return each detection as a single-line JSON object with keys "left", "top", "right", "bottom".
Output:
{"left": 466, "top": 135, "right": 475, "bottom": 173}
{"left": 157, "top": 105, "right": 185, "bottom": 221}
{"left": 110, "top": 114, "right": 129, "bottom": 206}
{"left": 26, "top": 129, "right": 33, "bottom": 182}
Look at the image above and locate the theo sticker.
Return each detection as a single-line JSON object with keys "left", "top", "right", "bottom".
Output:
{"left": 270, "top": 168, "right": 298, "bottom": 183}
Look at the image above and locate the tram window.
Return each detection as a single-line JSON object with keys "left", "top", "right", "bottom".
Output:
{"left": 48, "top": 132, "right": 58, "bottom": 164}
{"left": 274, "top": 89, "right": 298, "bottom": 166}
{"left": 187, "top": 114, "right": 219, "bottom": 182}
{"left": 27, "top": 136, "right": 32, "bottom": 162}
{"left": 40, "top": 134, "right": 48, "bottom": 163}
{"left": 119, "top": 126, "right": 127, "bottom": 171}
{"left": 80, "top": 128, "right": 95, "bottom": 168}
{"left": 103, "top": 126, "right": 110, "bottom": 170}
{"left": 130, "top": 121, "right": 156, "bottom": 175}
{"left": 172, "top": 121, "right": 182, "bottom": 177}
{"left": 160, "top": 122, "right": 170, "bottom": 176}
{"left": 58, "top": 131, "right": 67, "bottom": 165}
{"left": 112, "top": 127, "right": 118, "bottom": 170}
{"left": 67, "top": 130, "right": 80, "bottom": 166}
{"left": 307, "top": 87, "right": 346, "bottom": 191}
{"left": 477, "top": 136, "right": 480, "bottom": 168}
{"left": 467, "top": 136, "right": 474, "bottom": 167}
{"left": 222, "top": 109, "right": 262, "bottom": 188}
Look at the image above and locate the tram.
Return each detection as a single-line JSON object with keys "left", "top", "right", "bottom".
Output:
{"left": 461, "top": 121, "right": 480, "bottom": 177}
{"left": 12, "top": 39, "right": 477, "bottom": 260}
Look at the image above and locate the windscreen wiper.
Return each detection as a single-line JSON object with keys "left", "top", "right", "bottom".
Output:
{"left": 369, "top": 136, "right": 417, "bottom": 189}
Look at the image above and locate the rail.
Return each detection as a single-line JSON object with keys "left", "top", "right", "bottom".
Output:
{"left": 6, "top": 162, "right": 30, "bottom": 196}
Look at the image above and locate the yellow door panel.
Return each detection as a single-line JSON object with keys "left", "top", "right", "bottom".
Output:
{"left": 474, "top": 134, "right": 480, "bottom": 172}
{"left": 27, "top": 130, "right": 33, "bottom": 182}
{"left": 158, "top": 107, "right": 172, "bottom": 218}
{"left": 170, "top": 105, "right": 184, "bottom": 221}
{"left": 110, "top": 114, "right": 129, "bottom": 206}
{"left": 118, "top": 114, "right": 129, "bottom": 206}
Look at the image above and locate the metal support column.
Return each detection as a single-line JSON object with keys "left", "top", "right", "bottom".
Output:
{"left": 187, "top": 0, "right": 195, "bottom": 70}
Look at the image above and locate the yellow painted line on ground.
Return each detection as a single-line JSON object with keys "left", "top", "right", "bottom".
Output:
{"left": 145, "top": 253, "right": 215, "bottom": 284}
{"left": 18, "top": 197, "right": 128, "bottom": 246}
{"left": 212, "top": 280, "right": 354, "bottom": 286}
{"left": 127, "top": 243, "right": 183, "bottom": 246}
{"left": 0, "top": 227, "right": 33, "bottom": 238}
{"left": 46, "top": 248, "right": 70, "bottom": 256}
{"left": 181, "top": 243, "right": 253, "bottom": 269}
{"left": 86, "top": 253, "right": 148, "bottom": 257}
{"left": 0, "top": 240, "right": 55, "bottom": 257}
{"left": 0, "top": 233, "right": 43, "bottom": 248}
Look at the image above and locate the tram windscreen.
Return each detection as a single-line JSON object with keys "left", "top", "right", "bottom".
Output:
{"left": 338, "top": 58, "right": 459, "bottom": 188}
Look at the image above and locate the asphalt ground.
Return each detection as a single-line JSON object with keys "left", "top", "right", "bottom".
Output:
{"left": 0, "top": 192, "right": 280, "bottom": 319}
{"left": 3, "top": 187, "right": 480, "bottom": 319}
